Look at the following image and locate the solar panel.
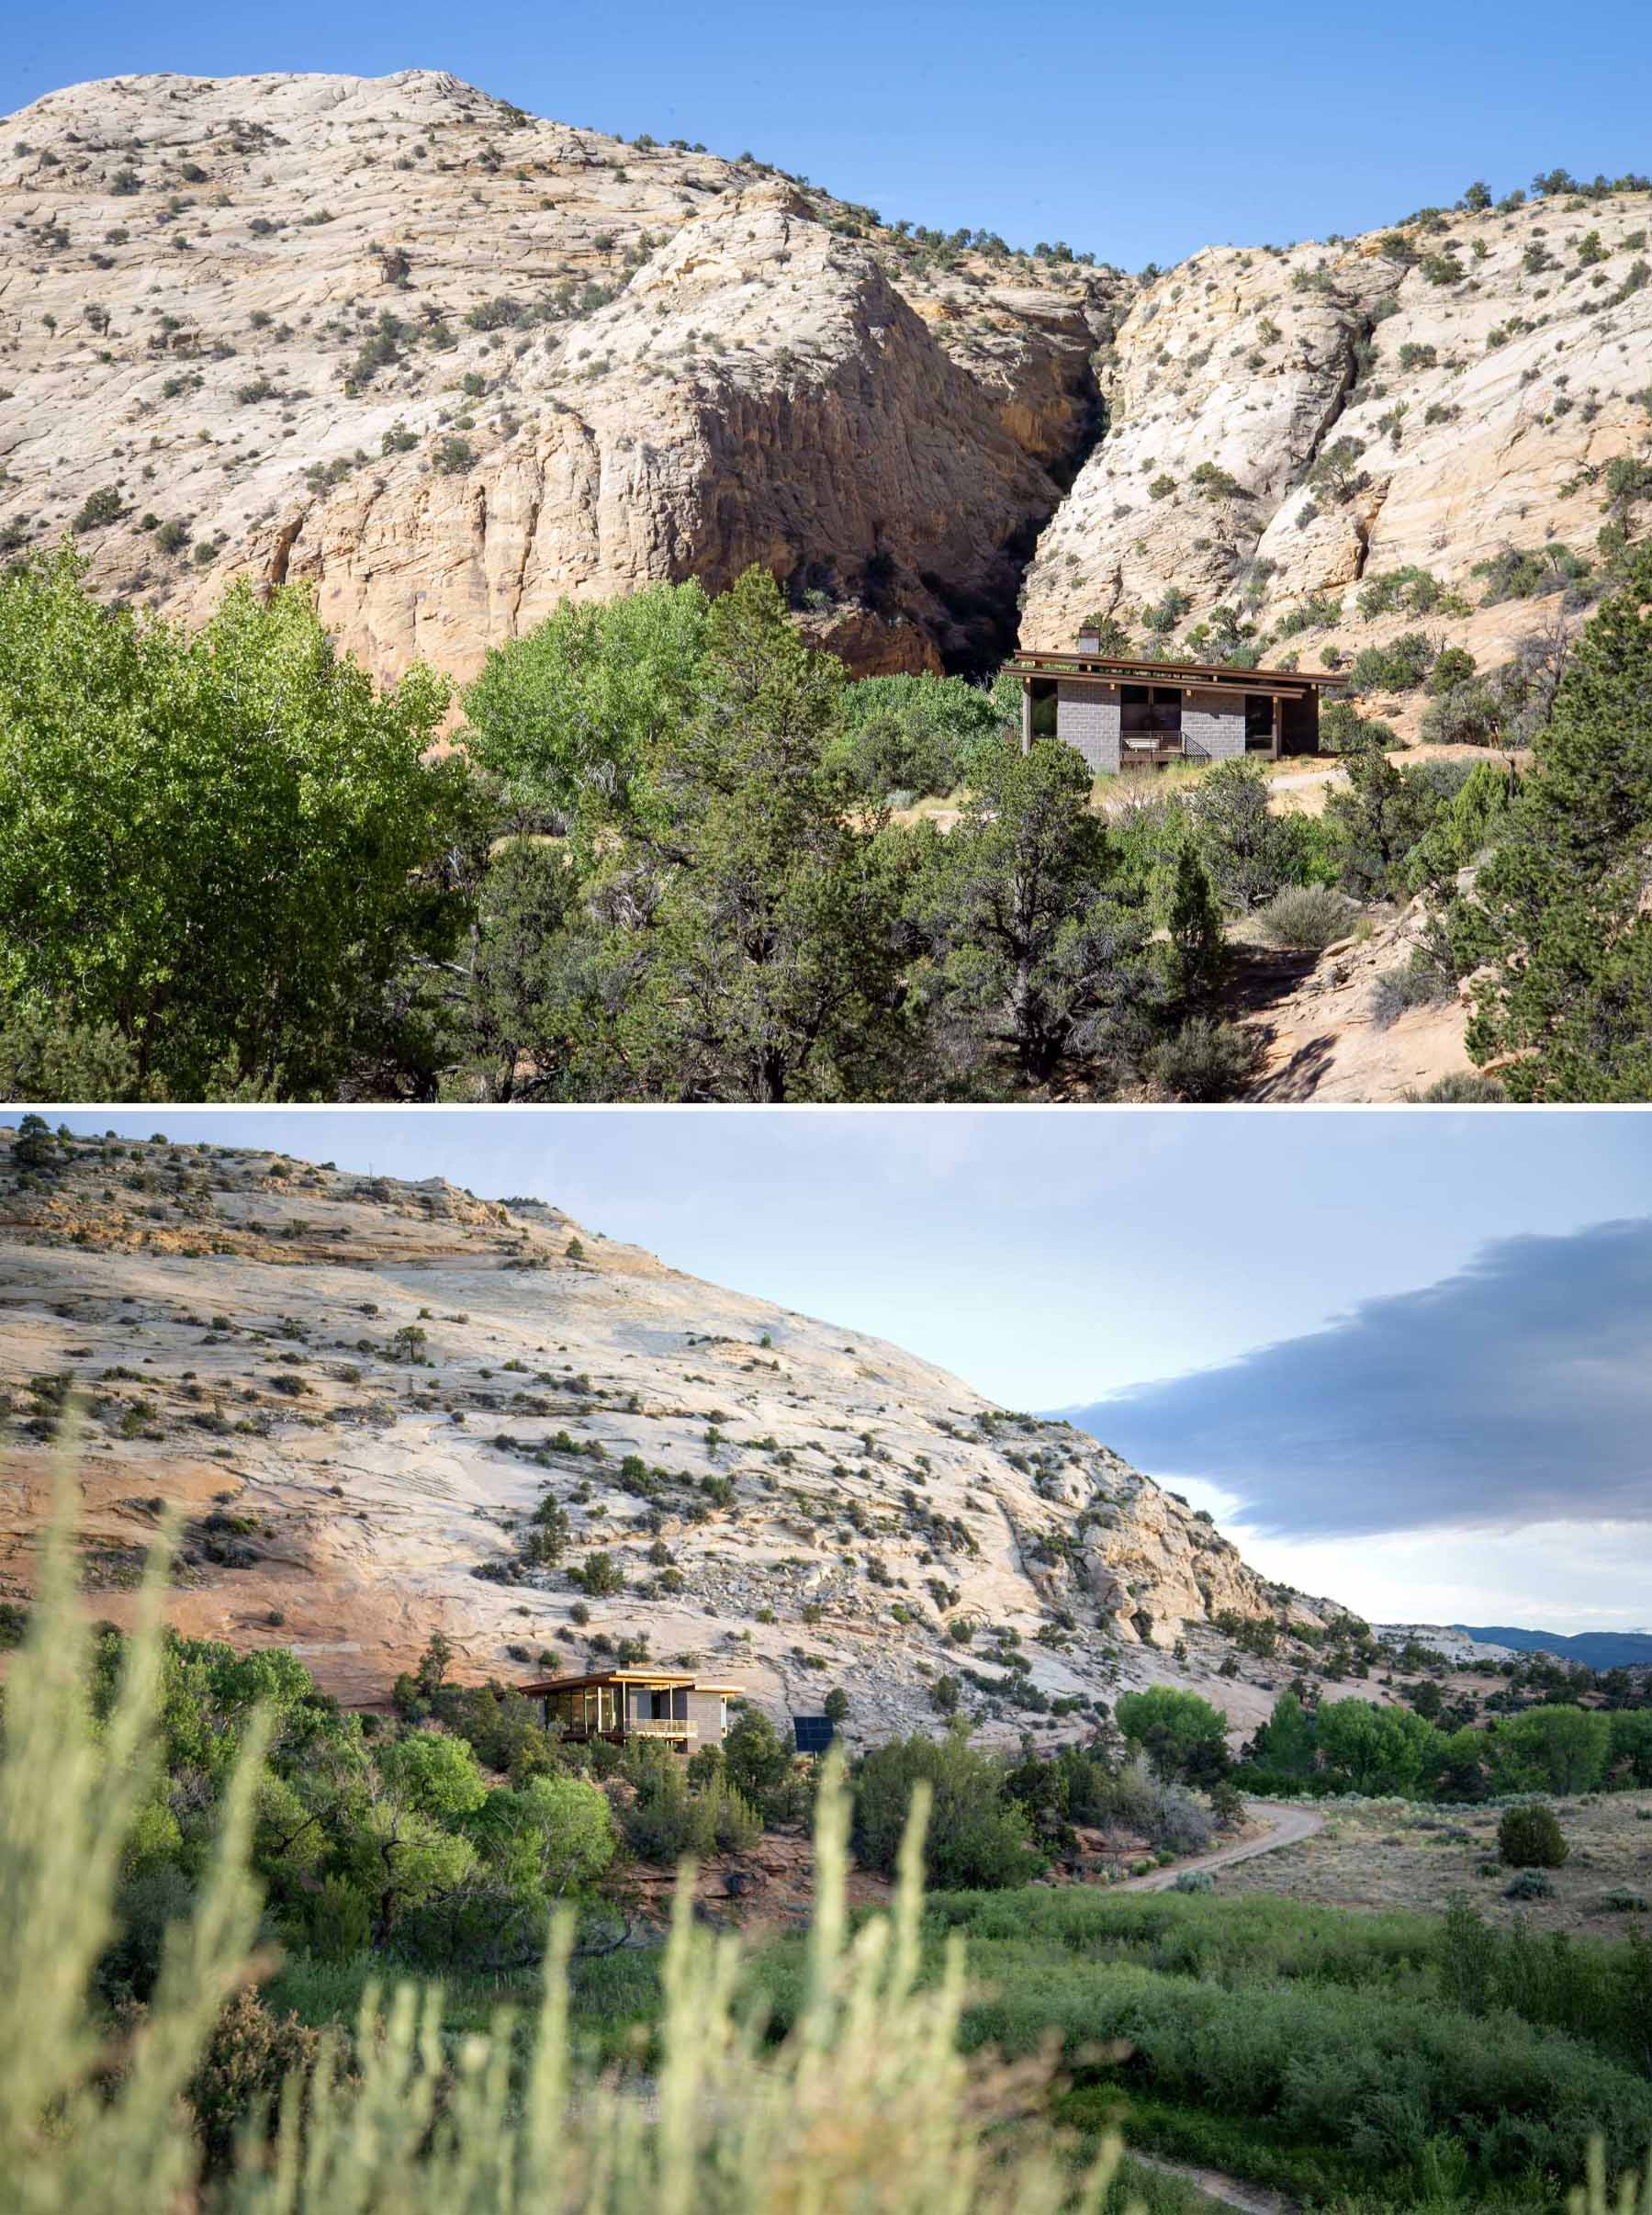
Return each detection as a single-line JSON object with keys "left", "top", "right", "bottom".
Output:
{"left": 792, "top": 1715, "right": 836, "bottom": 1754}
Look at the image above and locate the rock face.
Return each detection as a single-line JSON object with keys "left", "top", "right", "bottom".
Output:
{"left": 1243, "top": 890, "right": 1473, "bottom": 1103}
{"left": 0, "top": 71, "right": 1121, "bottom": 680}
{"left": 6, "top": 73, "right": 1640, "bottom": 707}
{"left": 0, "top": 1127, "right": 1346, "bottom": 1743}
{"left": 1020, "top": 196, "right": 1652, "bottom": 731}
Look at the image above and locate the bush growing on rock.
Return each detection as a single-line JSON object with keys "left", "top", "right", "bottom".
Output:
{"left": 1370, "top": 950, "right": 1458, "bottom": 1029}
{"left": 1349, "top": 631, "right": 1435, "bottom": 694}
{"left": 1254, "top": 883, "right": 1356, "bottom": 950}
{"left": 571, "top": 1550, "right": 624, "bottom": 1597}
{"left": 1405, "top": 1071, "right": 1507, "bottom": 1101}
{"left": 1147, "top": 1018, "right": 1261, "bottom": 1102}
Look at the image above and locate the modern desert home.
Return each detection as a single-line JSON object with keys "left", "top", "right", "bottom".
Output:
{"left": 1006, "top": 627, "right": 1340, "bottom": 773}
{"left": 519, "top": 1667, "right": 745, "bottom": 1751}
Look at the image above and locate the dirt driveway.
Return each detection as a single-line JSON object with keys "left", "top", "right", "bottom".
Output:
{"left": 1114, "top": 1800, "right": 1325, "bottom": 1894}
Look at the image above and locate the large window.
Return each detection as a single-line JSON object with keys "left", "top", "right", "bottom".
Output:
{"left": 1029, "top": 679, "right": 1057, "bottom": 737}
{"left": 1244, "top": 693, "right": 1276, "bottom": 750}
{"left": 1121, "top": 684, "right": 1183, "bottom": 736}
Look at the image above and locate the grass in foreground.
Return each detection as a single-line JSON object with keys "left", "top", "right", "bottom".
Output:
{"left": 0, "top": 1456, "right": 1132, "bottom": 2213}
{"left": 4, "top": 1457, "right": 1650, "bottom": 2213}
{"left": 737, "top": 1883, "right": 1652, "bottom": 2209}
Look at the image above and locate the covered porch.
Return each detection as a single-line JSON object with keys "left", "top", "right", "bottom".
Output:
{"left": 518, "top": 1668, "right": 743, "bottom": 1750}
{"left": 1006, "top": 643, "right": 1336, "bottom": 776}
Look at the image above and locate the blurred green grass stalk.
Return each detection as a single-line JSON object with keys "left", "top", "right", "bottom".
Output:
{"left": 0, "top": 1450, "right": 1120, "bottom": 2213}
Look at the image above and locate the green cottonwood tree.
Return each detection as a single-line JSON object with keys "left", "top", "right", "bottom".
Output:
{"left": 462, "top": 580, "right": 713, "bottom": 833}
{"left": 0, "top": 553, "right": 485, "bottom": 1099}
{"left": 825, "top": 669, "right": 1015, "bottom": 803}
{"left": 457, "top": 838, "right": 619, "bottom": 1103}
{"left": 471, "top": 1772, "right": 617, "bottom": 1896}
{"left": 1249, "top": 1689, "right": 1318, "bottom": 1781}
{"left": 1313, "top": 1698, "right": 1442, "bottom": 1796}
{"left": 1114, "top": 1687, "right": 1231, "bottom": 1786}
{"left": 375, "top": 1731, "right": 489, "bottom": 1821}
{"left": 1489, "top": 1704, "right": 1613, "bottom": 1796}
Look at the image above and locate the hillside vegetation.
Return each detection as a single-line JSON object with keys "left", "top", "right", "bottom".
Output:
{"left": 3, "top": 74, "right": 1651, "bottom": 1104}
{"left": 6, "top": 540, "right": 1652, "bottom": 1102}
{"left": 6, "top": 1476, "right": 1652, "bottom": 2214}
{"left": 0, "top": 1119, "right": 1343, "bottom": 1726}
{"left": 0, "top": 69, "right": 1122, "bottom": 681}
{"left": 2, "top": 73, "right": 1646, "bottom": 724}
{"left": 1, "top": 1490, "right": 1205, "bottom": 2215}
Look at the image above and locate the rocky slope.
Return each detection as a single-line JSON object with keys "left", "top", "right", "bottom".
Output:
{"left": 0, "top": 71, "right": 1122, "bottom": 678}
{"left": 1242, "top": 891, "right": 1473, "bottom": 1103}
{"left": 0, "top": 1125, "right": 1348, "bottom": 1744}
{"left": 1020, "top": 191, "right": 1652, "bottom": 731}
{"left": 8, "top": 76, "right": 1646, "bottom": 711}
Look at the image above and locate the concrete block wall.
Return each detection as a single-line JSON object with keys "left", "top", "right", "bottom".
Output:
{"left": 1181, "top": 688, "right": 1247, "bottom": 762}
{"left": 1055, "top": 680, "right": 1121, "bottom": 772}
{"left": 687, "top": 1689, "right": 727, "bottom": 1747}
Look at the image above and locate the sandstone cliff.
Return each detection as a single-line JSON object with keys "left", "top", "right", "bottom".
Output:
{"left": 0, "top": 71, "right": 1120, "bottom": 679}
{"left": 1019, "top": 193, "right": 1652, "bottom": 731}
{"left": 0, "top": 1126, "right": 1344, "bottom": 1742}
{"left": 6, "top": 73, "right": 1642, "bottom": 712}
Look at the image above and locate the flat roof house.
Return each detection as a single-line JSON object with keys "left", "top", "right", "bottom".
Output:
{"left": 1006, "top": 628, "right": 1341, "bottom": 775}
{"left": 518, "top": 1667, "right": 745, "bottom": 1751}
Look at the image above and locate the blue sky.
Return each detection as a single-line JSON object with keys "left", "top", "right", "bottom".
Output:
{"left": 34, "top": 1106, "right": 1652, "bottom": 1631}
{"left": 5, "top": 0, "right": 1648, "bottom": 269}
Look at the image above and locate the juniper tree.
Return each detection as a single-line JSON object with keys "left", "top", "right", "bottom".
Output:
{"left": 906, "top": 737, "right": 1158, "bottom": 1090}
{"left": 1465, "top": 547, "right": 1652, "bottom": 1097}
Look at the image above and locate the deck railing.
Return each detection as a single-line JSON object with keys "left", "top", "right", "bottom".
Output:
{"left": 1118, "top": 736, "right": 1214, "bottom": 770}
{"left": 625, "top": 1718, "right": 698, "bottom": 1739}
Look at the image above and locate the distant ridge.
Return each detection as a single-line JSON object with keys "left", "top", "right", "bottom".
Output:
{"left": 1455, "top": 1625, "right": 1652, "bottom": 1669}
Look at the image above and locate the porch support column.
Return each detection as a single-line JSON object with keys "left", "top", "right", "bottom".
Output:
{"left": 1020, "top": 680, "right": 1033, "bottom": 756}
{"left": 1272, "top": 697, "right": 1283, "bottom": 760}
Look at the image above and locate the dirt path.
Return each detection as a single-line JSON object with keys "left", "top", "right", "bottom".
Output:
{"left": 1113, "top": 1799, "right": 1325, "bottom": 1894}
{"left": 1110, "top": 1811, "right": 1321, "bottom": 2215}
{"left": 1129, "top": 2150, "right": 1299, "bottom": 2214}
{"left": 1268, "top": 766, "right": 1341, "bottom": 793}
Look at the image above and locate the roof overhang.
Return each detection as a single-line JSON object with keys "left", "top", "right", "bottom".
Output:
{"left": 1006, "top": 649, "right": 1340, "bottom": 697}
{"left": 517, "top": 1670, "right": 747, "bottom": 1695}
